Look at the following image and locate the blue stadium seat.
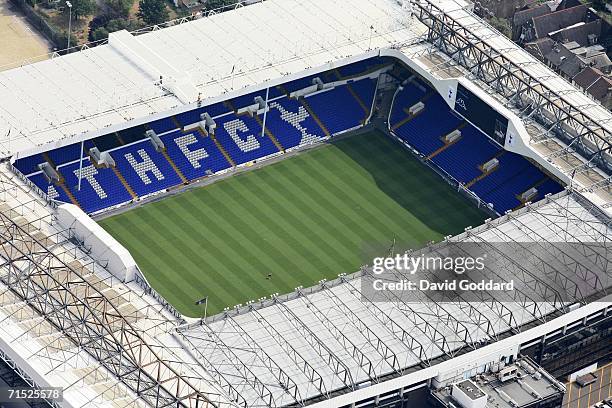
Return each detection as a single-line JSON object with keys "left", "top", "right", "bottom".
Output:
{"left": 393, "top": 96, "right": 462, "bottom": 156}
{"left": 230, "top": 88, "right": 284, "bottom": 110}
{"left": 431, "top": 126, "right": 501, "bottom": 184}
{"left": 27, "top": 173, "right": 71, "bottom": 203}
{"left": 111, "top": 139, "right": 183, "bottom": 197}
{"left": 161, "top": 130, "right": 232, "bottom": 181}
{"left": 14, "top": 154, "right": 46, "bottom": 175}
{"left": 389, "top": 82, "right": 428, "bottom": 125}
{"left": 155, "top": 103, "right": 233, "bottom": 132}
{"left": 118, "top": 126, "right": 148, "bottom": 145}
{"left": 47, "top": 142, "right": 89, "bottom": 166}
{"left": 19, "top": 64, "right": 567, "bottom": 217}
{"left": 471, "top": 154, "right": 547, "bottom": 213}
{"left": 149, "top": 117, "right": 179, "bottom": 134}
{"left": 304, "top": 86, "right": 364, "bottom": 135}
{"left": 336, "top": 57, "right": 387, "bottom": 77}
{"left": 535, "top": 179, "right": 563, "bottom": 200}
{"left": 282, "top": 75, "right": 318, "bottom": 94}
{"left": 214, "top": 113, "right": 279, "bottom": 165}
{"left": 94, "top": 133, "right": 122, "bottom": 152}
{"left": 265, "top": 97, "right": 327, "bottom": 149}
{"left": 348, "top": 78, "right": 377, "bottom": 117}
{"left": 175, "top": 110, "right": 203, "bottom": 129}
{"left": 59, "top": 159, "right": 132, "bottom": 214}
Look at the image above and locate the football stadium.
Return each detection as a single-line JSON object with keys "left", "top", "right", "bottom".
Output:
{"left": 0, "top": 0, "right": 610, "bottom": 407}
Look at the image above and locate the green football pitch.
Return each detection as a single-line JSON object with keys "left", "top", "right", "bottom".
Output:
{"left": 98, "top": 130, "right": 486, "bottom": 317}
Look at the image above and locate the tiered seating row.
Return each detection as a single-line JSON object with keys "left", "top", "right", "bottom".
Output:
{"left": 393, "top": 95, "right": 462, "bottom": 156}
{"left": 389, "top": 84, "right": 563, "bottom": 214}
{"left": 304, "top": 85, "right": 365, "bottom": 135}
{"left": 16, "top": 77, "right": 378, "bottom": 214}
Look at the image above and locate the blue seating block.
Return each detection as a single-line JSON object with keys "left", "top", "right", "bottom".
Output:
{"left": 265, "top": 97, "right": 327, "bottom": 149}
{"left": 14, "top": 154, "right": 45, "bottom": 175}
{"left": 432, "top": 126, "right": 501, "bottom": 184}
{"left": 283, "top": 75, "right": 318, "bottom": 94}
{"left": 230, "top": 89, "right": 285, "bottom": 111}
{"left": 390, "top": 82, "right": 428, "bottom": 125}
{"left": 536, "top": 179, "right": 563, "bottom": 199}
{"left": 304, "top": 86, "right": 364, "bottom": 135}
{"left": 161, "top": 130, "right": 232, "bottom": 181}
{"left": 149, "top": 117, "right": 179, "bottom": 134}
{"left": 47, "top": 142, "right": 84, "bottom": 166}
{"left": 112, "top": 139, "right": 182, "bottom": 197}
{"left": 94, "top": 133, "right": 121, "bottom": 152}
{"left": 471, "top": 154, "right": 548, "bottom": 213}
{"left": 214, "top": 113, "right": 279, "bottom": 165}
{"left": 349, "top": 78, "right": 377, "bottom": 116}
{"left": 28, "top": 173, "right": 71, "bottom": 203}
{"left": 59, "top": 159, "right": 132, "bottom": 214}
{"left": 394, "top": 96, "right": 462, "bottom": 156}
{"left": 337, "top": 57, "right": 386, "bottom": 77}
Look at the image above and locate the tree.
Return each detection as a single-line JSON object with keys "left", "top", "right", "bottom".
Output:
{"left": 91, "top": 26, "right": 110, "bottom": 41}
{"left": 89, "top": 16, "right": 137, "bottom": 41}
{"left": 88, "top": 13, "right": 111, "bottom": 40}
{"left": 108, "top": 0, "right": 134, "bottom": 17}
{"left": 488, "top": 16, "right": 511, "bottom": 38}
{"left": 137, "top": 0, "right": 169, "bottom": 25}
{"left": 205, "top": 0, "right": 237, "bottom": 10}
{"left": 68, "top": 0, "right": 95, "bottom": 21}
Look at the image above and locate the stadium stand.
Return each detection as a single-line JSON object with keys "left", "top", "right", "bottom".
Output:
{"left": 13, "top": 153, "right": 45, "bottom": 175}
{"left": 266, "top": 98, "right": 327, "bottom": 149}
{"left": 175, "top": 103, "right": 230, "bottom": 129}
{"left": 58, "top": 159, "right": 132, "bottom": 213}
{"left": 348, "top": 78, "right": 377, "bottom": 117}
{"left": 213, "top": 114, "right": 280, "bottom": 165}
{"left": 430, "top": 126, "right": 500, "bottom": 184}
{"left": 13, "top": 60, "right": 562, "bottom": 216}
{"left": 47, "top": 141, "right": 92, "bottom": 167}
{"left": 160, "top": 131, "right": 232, "bottom": 180}
{"left": 389, "top": 80, "right": 428, "bottom": 126}
{"left": 335, "top": 56, "right": 389, "bottom": 78}
{"left": 14, "top": 70, "right": 379, "bottom": 214}
{"left": 28, "top": 172, "right": 72, "bottom": 203}
{"left": 393, "top": 95, "right": 463, "bottom": 156}
{"left": 389, "top": 80, "right": 563, "bottom": 214}
{"left": 111, "top": 139, "right": 183, "bottom": 197}
{"left": 303, "top": 83, "right": 367, "bottom": 134}
{"left": 149, "top": 117, "right": 180, "bottom": 135}
{"left": 281, "top": 75, "right": 320, "bottom": 94}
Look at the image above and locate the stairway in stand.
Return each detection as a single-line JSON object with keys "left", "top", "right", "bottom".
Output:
{"left": 111, "top": 166, "right": 139, "bottom": 199}
{"left": 254, "top": 115, "right": 285, "bottom": 152}
{"left": 161, "top": 149, "right": 189, "bottom": 184}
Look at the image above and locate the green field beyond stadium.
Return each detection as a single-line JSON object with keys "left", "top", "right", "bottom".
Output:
{"left": 99, "top": 130, "right": 486, "bottom": 317}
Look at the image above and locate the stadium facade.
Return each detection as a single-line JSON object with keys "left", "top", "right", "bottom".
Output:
{"left": 0, "top": 0, "right": 610, "bottom": 407}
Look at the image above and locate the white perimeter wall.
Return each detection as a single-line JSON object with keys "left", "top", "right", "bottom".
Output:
{"left": 56, "top": 203, "right": 138, "bottom": 282}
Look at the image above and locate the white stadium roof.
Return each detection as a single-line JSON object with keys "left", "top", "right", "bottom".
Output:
{"left": 0, "top": 0, "right": 425, "bottom": 158}
{"left": 177, "top": 190, "right": 611, "bottom": 407}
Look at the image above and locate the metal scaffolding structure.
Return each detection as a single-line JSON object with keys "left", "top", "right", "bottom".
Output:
{"left": 412, "top": 0, "right": 612, "bottom": 175}
{"left": 176, "top": 191, "right": 611, "bottom": 407}
{"left": 0, "top": 191, "right": 229, "bottom": 408}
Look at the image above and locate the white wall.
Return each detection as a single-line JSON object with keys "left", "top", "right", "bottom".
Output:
{"left": 56, "top": 204, "right": 138, "bottom": 282}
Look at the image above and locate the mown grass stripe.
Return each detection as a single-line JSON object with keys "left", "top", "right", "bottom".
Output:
{"left": 248, "top": 164, "right": 359, "bottom": 271}
{"left": 240, "top": 167, "right": 354, "bottom": 276}
{"left": 193, "top": 182, "right": 321, "bottom": 291}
